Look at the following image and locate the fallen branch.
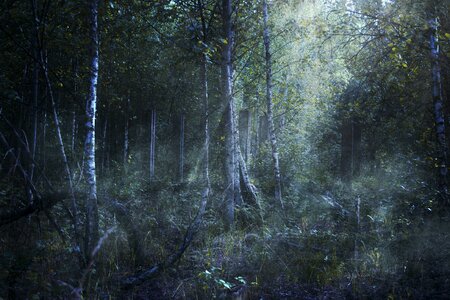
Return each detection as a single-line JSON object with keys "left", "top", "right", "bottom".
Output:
{"left": 0, "top": 130, "right": 69, "bottom": 226}
{"left": 56, "top": 227, "right": 116, "bottom": 300}
{"left": 120, "top": 188, "right": 209, "bottom": 289}
{"left": 0, "top": 192, "right": 68, "bottom": 226}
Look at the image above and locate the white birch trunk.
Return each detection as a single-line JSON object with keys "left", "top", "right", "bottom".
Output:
{"left": 84, "top": 0, "right": 100, "bottom": 256}
{"left": 201, "top": 53, "right": 211, "bottom": 191}
{"left": 263, "top": 0, "right": 283, "bottom": 208}
{"left": 198, "top": 0, "right": 211, "bottom": 196}
{"left": 223, "top": 0, "right": 237, "bottom": 227}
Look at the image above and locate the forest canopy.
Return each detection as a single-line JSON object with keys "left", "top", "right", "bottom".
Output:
{"left": 1, "top": 0, "right": 450, "bottom": 298}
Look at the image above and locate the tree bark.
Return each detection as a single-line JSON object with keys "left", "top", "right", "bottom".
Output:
{"left": 30, "top": 0, "right": 39, "bottom": 184}
{"left": 149, "top": 109, "right": 156, "bottom": 180}
{"left": 123, "top": 96, "right": 130, "bottom": 167}
{"left": 239, "top": 109, "right": 251, "bottom": 163}
{"left": 179, "top": 113, "right": 185, "bottom": 182}
{"left": 84, "top": 0, "right": 100, "bottom": 257}
{"left": 258, "top": 114, "right": 268, "bottom": 145}
{"left": 222, "top": 0, "right": 239, "bottom": 228}
{"left": 238, "top": 150, "right": 260, "bottom": 209}
{"left": 430, "top": 17, "right": 448, "bottom": 197}
{"left": 101, "top": 113, "right": 108, "bottom": 175}
{"left": 40, "top": 49, "right": 83, "bottom": 263}
{"left": 198, "top": 0, "right": 211, "bottom": 208}
{"left": 200, "top": 53, "right": 211, "bottom": 191}
{"left": 262, "top": 0, "right": 283, "bottom": 208}
{"left": 71, "top": 110, "right": 77, "bottom": 155}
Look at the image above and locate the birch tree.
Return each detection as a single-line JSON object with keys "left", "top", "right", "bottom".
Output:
{"left": 84, "top": 0, "right": 100, "bottom": 256}
{"left": 222, "top": 0, "right": 241, "bottom": 228}
{"left": 262, "top": 0, "right": 283, "bottom": 209}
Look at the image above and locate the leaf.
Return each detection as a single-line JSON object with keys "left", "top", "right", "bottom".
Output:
{"left": 235, "top": 276, "right": 246, "bottom": 284}
{"left": 445, "top": 33, "right": 450, "bottom": 39}
{"left": 216, "top": 279, "right": 233, "bottom": 290}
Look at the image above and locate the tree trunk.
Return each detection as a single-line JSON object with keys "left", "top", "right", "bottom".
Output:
{"left": 340, "top": 119, "right": 352, "bottom": 180}
{"left": 222, "top": 0, "right": 238, "bottom": 228}
{"left": 101, "top": 113, "right": 108, "bottom": 175}
{"left": 200, "top": 53, "right": 211, "bottom": 191}
{"left": 72, "top": 57, "right": 80, "bottom": 158}
{"left": 262, "top": 0, "right": 283, "bottom": 208}
{"left": 352, "top": 120, "right": 362, "bottom": 177}
{"left": 179, "top": 113, "right": 185, "bottom": 182}
{"left": 340, "top": 117, "right": 361, "bottom": 181}
{"left": 84, "top": 0, "right": 100, "bottom": 257}
{"left": 149, "top": 109, "right": 156, "bottom": 180}
{"left": 41, "top": 51, "right": 83, "bottom": 265}
{"left": 258, "top": 114, "right": 268, "bottom": 144}
{"left": 279, "top": 76, "right": 289, "bottom": 131}
{"left": 30, "top": 0, "right": 39, "bottom": 184}
{"left": 123, "top": 96, "right": 130, "bottom": 167}
{"left": 198, "top": 0, "right": 211, "bottom": 200}
{"left": 238, "top": 150, "right": 260, "bottom": 209}
{"left": 430, "top": 17, "right": 448, "bottom": 197}
{"left": 42, "top": 110, "right": 47, "bottom": 173}
{"left": 239, "top": 109, "right": 251, "bottom": 163}
{"left": 71, "top": 110, "right": 77, "bottom": 155}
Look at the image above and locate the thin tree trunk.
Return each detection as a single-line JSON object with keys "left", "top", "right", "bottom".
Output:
{"left": 233, "top": 101, "right": 243, "bottom": 207}
{"left": 430, "top": 17, "right": 448, "bottom": 197}
{"left": 41, "top": 51, "right": 83, "bottom": 265}
{"left": 72, "top": 58, "right": 79, "bottom": 157}
{"left": 238, "top": 150, "right": 259, "bottom": 209}
{"left": 42, "top": 110, "right": 47, "bottom": 174}
{"left": 198, "top": 0, "right": 211, "bottom": 199}
{"left": 179, "top": 113, "right": 185, "bottom": 182}
{"left": 262, "top": 0, "right": 283, "bottom": 209}
{"left": 351, "top": 120, "right": 361, "bottom": 177}
{"left": 222, "top": 0, "right": 238, "bottom": 228}
{"left": 279, "top": 75, "right": 289, "bottom": 130}
{"left": 239, "top": 109, "right": 251, "bottom": 163}
{"left": 150, "top": 109, "right": 156, "bottom": 180}
{"left": 340, "top": 119, "right": 352, "bottom": 180}
{"left": 30, "top": 0, "right": 39, "bottom": 184}
{"left": 101, "top": 113, "right": 108, "bottom": 175}
{"left": 123, "top": 96, "right": 130, "bottom": 167}
{"left": 71, "top": 110, "right": 77, "bottom": 154}
{"left": 84, "top": 0, "right": 100, "bottom": 257}
{"left": 200, "top": 53, "right": 211, "bottom": 191}
{"left": 258, "top": 114, "right": 268, "bottom": 145}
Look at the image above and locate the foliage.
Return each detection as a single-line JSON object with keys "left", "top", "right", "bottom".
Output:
{"left": 1, "top": 0, "right": 450, "bottom": 298}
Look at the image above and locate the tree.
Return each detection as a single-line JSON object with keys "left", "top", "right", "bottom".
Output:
{"left": 222, "top": 0, "right": 239, "bottom": 227}
{"left": 429, "top": 16, "right": 448, "bottom": 198}
{"left": 262, "top": 0, "right": 284, "bottom": 208}
{"left": 84, "top": 0, "right": 100, "bottom": 257}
